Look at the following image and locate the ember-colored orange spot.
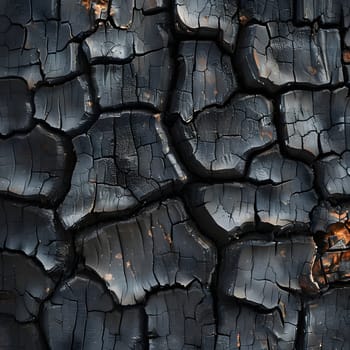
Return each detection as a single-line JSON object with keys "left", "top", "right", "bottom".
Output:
{"left": 81, "top": 0, "right": 91, "bottom": 10}
{"left": 328, "top": 222, "right": 350, "bottom": 246}
{"left": 343, "top": 50, "right": 350, "bottom": 63}
{"left": 260, "top": 129, "right": 274, "bottom": 140}
{"left": 236, "top": 333, "right": 241, "bottom": 348}
{"left": 308, "top": 66, "right": 317, "bottom": 75}
{"left": 239, "top": 15, "right": 249, "bottom": 25}
{"left": 253, "top": 49, "right": 260, "bottom": 68}
{"left": 164, "top": 234, "right": 172, "bottom": 245}
{"left": 81, "top": 0, "right": 108, "bottom": 16}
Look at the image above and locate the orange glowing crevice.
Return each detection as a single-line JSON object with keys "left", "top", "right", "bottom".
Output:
{"left": 81, "top": 0, "right": 109, "bottom": 17}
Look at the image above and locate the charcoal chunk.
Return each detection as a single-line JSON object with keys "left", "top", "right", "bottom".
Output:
{"left": 58, "top": 111, "right": 187, "bottom": 229}
{"left": 91, "top": 49, "right": 172, "bottom": 111}
{"left": 0, "top": 17, "right": 41, "bottom": 88}
{"left": 217, "top": 236, "right": 318, "bottom": 348}
{"left": 171, "top": 94, "right": 275, "bottom": 178}
{"left": 249, "top": 146, "right": 317, "bottom": 228}
{"left": 0, "top": 125, "right": 73, "bottom": 205}
{"left": 219, "top": 236, "right": 319, "bottom": 303}
{"left": 83, "top": 10, "right": 170, "bottom": 63}
{"left": 311, "top": 201, "right": 350, "bottom": 236}
{"left": 145, "top": 282, "right": 215, "bottom": 350}
{"left": 76, "top": 199, "right": 216, "bottom": 305}
{"left": 110, "top": 0, "right": 169, "bottom": 26}
{"left": 296, "top": 0, "right": 350, "bottom": 25}
{"left": 175, "top": 0, "right": 239, "bottom": 53}
{"left": 0, "top": 315, "right": 46, "bottom": 350}
{"left": 280, "top": 87, "right": 350, "bottom": 161}
{"left": 315, "top": 152, "right": 350, "bottom": 199}
{"left": 0, "top": 251, "right": 54, "bottom": 322}
{"left": 236, "top": 23, "right": 343, "bottom": 92}
{"left": 304, "top": 288, "right": 350, "bottom": 349}
{"left": 0, "top": 78, "right": 32, "bottom": 136}
{"left": 41, "top": 273, "right": 146, "bottom": 350}
{"left": 239, "top": 0, "right": 293, "bottom": 23}
{"left": 60, "top": 0, "right": 108, "bottom": 36}
{"left": 186, "top": 148, "right": 317, "bottom": 242}
{"left": 25, "top": 21, "right": 80, "bottom": 82}
{"left": 0, "top": 199, "right": 73, "bottom": 275}
{"left": 170, "top": 41, "right": 237, "bottom": 123}
{"left": 216, "top": 299, "right": 298, "bottom": 350}
{"left": 34, "top": 75, "right": 96, "bottom": 135}
{"left": 185, "top": 183, "right": 256, "bottom": 244}
{"left": 0, "top": 0, "right": 58, "bottom": 24}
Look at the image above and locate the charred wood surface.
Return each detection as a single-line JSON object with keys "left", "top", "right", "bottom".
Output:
{"left": 1, "top": 0, "right": 350, "bottom": 349}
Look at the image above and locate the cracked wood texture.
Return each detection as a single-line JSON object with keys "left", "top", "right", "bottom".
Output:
{"left": 2, "top": 0, "right": 350, "bottom": 349}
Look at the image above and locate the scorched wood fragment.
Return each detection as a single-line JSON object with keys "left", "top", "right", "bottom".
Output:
{"left": 75, "top": 199, "right": 216, "bottom": 305}
{"left": 91, "top": 49, "right": 172, "bottom": 111}
{"left": 34, "top": 75, "right": 96, "bottom": 135}
{"left": 171, "top": 94, "right": 276, "bottom": 179}
{"left": 186, "top": 183, "right": 256, "bottom": 244}
{"left": 146, "top": 282, "right": 216, "bottom": 350}
{"left": 0, "top": 315, "right": 46, "bottom": 350}
{"left": 83, "top": 10, "right": 171, "bottom": 63}
{"left": 239, "top": 0, "right": 293, "bottom": 23}
{"left": 109, "top": 0, "right": 169, "bottom": 26}
{"left": 304, "top": 288, "right": 350, "bottom": 349}
{"left": 186, "top": 147, "right": 317, "bottom": 243}
{"left": 0, "top": 251, "right": 54, "bottom": 322}
{"left": 216, "top": 299, "right": 298, "bottom": 350}
{"left": 170, "top": 41, "right": 237, "bottom": 123}
{"left": 0, "top": 78, "right": 33, "bottom": 136}
{"left": 174, "top": 0, "right": 239, "bottom": 53}
{"left": 0, "top": 125, "right": 73, "bottom": 205}
{"left": 280, "top": 87, "right": 350, "bottom": 161}
{"left": 41, "top": 273, "right": 147, "bottom": 350}
{"left": 295, "top": 0, "right": 350, "bottom": 25}
{"left": 0, "top": 199, "right": 73, "bottom": 275}
{"left": 248, "top": 146, "right": 318, "bottom": 228}
{"left": 58, "top": 111, "right": 187, "bottom": 228}
{"left": 236, "top": 22, "right": 343, "bottom": 92}
{"left": 217, "top": 235, "right": 319, "bottom": 349}
{"left": 219, "top": 236, "right": 319, "bottom": 301}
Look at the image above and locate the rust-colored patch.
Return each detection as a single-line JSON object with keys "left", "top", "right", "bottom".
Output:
{"left": 154, "top": 113, "right": 161, "bottom": 122}
{"left": 81, "top": 0, "right": 108, "bottom": 17}
{"left": 279, "top": 248, "right": 287, "bottom": 258}
{"left": 328, "top": 222, "right": 350, "bottom": 247}
{"left": 202, "top": 15, "right": 210, "bottom": 24}
{"left": 164, "top": 233, "right": 172, "bottom": 245}
{"left": 308, "top": 66, "right": 317, "bottom": 75}
{"left": 253, "top": 49, "right": 260, "bottom": 68}
{"left": 236, "top": 333, "right": 241, "bottom": 348}
{"left": 260, "top": 129, "right": 274, "bottom": 140}
{"left": 343, "top": 50, "right": 350, "bottom": 63}
{"left": 239, "top": 15, "right": 249, "bottom": 25}
{"left": 81, "top": 0, "right": 91, "bottom": 10}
